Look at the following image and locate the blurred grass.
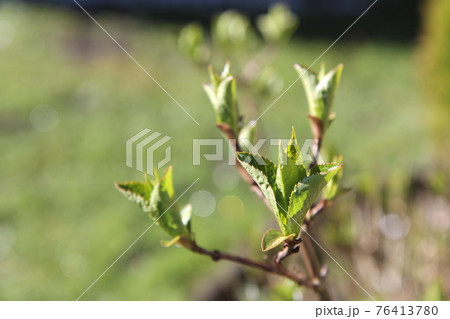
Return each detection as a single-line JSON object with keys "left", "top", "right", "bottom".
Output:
{"left": 0, "top": 3, "right": 434, "bottom": 300}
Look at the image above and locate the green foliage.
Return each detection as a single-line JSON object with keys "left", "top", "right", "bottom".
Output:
{"left": 114, "top": 181, "right": 153, "bottom": 211}
{"left": 275, "top": 128, "right": 307, "bottom": 208}
{"left": 322, "top": 155, "right": 349, "bottom": 201}
{"left": 257, "top": 3, "right": 299, "bottom": 44}
{"left": 237, "top": 153, "right": 280, "bottom": 213}
{"left": 294, "top": 63, "right": 343, "bottom": 135}
{"left": 212, "top": 10, "right": 256, "bottom": 48}
{"left": 261, "top": 229, "right": 294, "bottom": 252}
{"left": 177, "top": 22, "right": 208, "bottom": 63}
{"left": 203, "top": 63, "right": 240, "bottom": 136}
{"left": 115, "top": 166, "right": 192, "bottom": 246}
{"left": 287, "top": 163, "right": 342, "bottom": 228}
{"left": 237, "top": 128, "right": 342, "bottom": 247}
{"left": 177, "top": 4, "right": 299, "bottom": 99}
{"left": 0, "top": 3, "right": 440, "bottom": 301}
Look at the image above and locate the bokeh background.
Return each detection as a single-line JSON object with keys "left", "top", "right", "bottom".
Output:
{"left": 0, "top": 0, "right": 448, "bottom": 300}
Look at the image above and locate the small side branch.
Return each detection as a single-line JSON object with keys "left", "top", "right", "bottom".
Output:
{"left": 305, "top": 199, "right": 328, "bottom": 225}
{"left": 217, "top": 123, "right": 272, "bottom": 210}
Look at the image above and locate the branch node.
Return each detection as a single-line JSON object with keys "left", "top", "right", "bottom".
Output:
{"left": 211, "top": 250, "right": 221, "bottom": 261}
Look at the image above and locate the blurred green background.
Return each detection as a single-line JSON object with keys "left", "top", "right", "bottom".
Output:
{"left": 0, "top": 1, "right": 448, "bottom": 300}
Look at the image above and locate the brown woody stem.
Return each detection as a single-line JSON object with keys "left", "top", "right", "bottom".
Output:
{"left": 217, "top": 123, "right": 272, "bottom": 210}
{"left": 310, "top": 137, "right": 322, "bottom": 169}
{"left": 190, "top": 243, "right": 309, "bottom": 287}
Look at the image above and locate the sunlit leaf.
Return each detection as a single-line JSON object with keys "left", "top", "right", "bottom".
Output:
{"left": 261, "top": 229, "right": 294, "bottom": 252}
{"left": 294, "top": 63, "right": 343, "bottom": 131}
{"left": 149, "top": 167, "right": 189, "bottom": 238}
{"left": 287, "top": 164, "right": 342, "bottom": 233}
{"left": 116, "top": 166, "right": 191, "bottom": 243}
{"left": 115, "top": 181, "right": 153, "bottom": 212}
{"left": 294, "top": 64, "right": 319, "bottom": 117}
{"left": 204, "top": 64, "right": 240, "bottom": 135}
{"left": 275, "top": 128, "right": 306, "bottom": 209}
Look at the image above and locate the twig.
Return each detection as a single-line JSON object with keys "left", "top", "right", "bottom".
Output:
{"left": 275, "top": 238, "right": 302, "bottom": 263}
{"left": 216, "top": 123, "right": 272, "bottom": 210}
{"left": 297, "top": 227, "right": 331, "bottom": 300}
{"left": 310, "top": 137, "right": 322, "bottom": 169}
{"left": 305, "top": 199, "right": 328, "bottom": 226}
{"left": 307, "top": 115, "right": 324, "bottom": 169}
{"left": 190, "top": 243, "right": 310, "bottom": 287}
{"left": 301, "top": 114, "right": 333, "bottom": 300}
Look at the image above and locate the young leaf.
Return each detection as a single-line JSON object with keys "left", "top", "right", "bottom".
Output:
{"left": 318, "top": 62, "right": 326, "bottom": 80}
{"left": 287, "top": 164, "right": 342, "bottom": 231}
{"left": 149, "top": 167, "right": 190, "bottom": 238}
{"left": 286, "top": 126, "right": 304, "bottom": 165}
{"left": 115, "top": 181, "right": 153, "bottom": 212}
{"left": 294, "top": 64, "right": 319, "bottom": 117}
{"left": 309, "top": 163, "right": 342, "bottom": 175}
{"left": 261, "top": 229, "right": 294, "bottom": 252}
{"left": 116, "top": 166, "right": 192, "bottom": 243}
{"left": 321, "top": 156, "right": 348, "bottom": 200}
{"left": 217, "top": 76, "right": 239, "bottom": 131}
{"left": 208, "top": 65, "right": 220, "bottom": 88}
{"left": 237, "top": 152, "right": 279, "bottom": 208}
{"left": 315, "top": 64, "right": 343, "bottom": 127}
{"left": 275, "top": 128, "right": 306, "bottom": 208}
{"left": 203, "top": 64, "right": 240, "bottom": 135}
{"left": 237, "top": 152, "right": 291, "bottom": 234}
{"left": 237, "top": 152, "right": 297, "bottom": 235}
{"left": 294, "top": 63, "right": 343, "bottom": 132}
{"left": 180, "top": 203, "right": 192, "bottom": 226}
{"left": 276, "top": 144, "right": 303, "bottom": 209}
{"left": 180, "top": 203, "right": 193, "bottom": 235}
{"left": 220, "top": 62, "right": 231, "bottom": 78}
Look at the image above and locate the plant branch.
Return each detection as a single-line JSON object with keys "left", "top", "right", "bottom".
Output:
{"left": 310, "top": 137, "right": 323, "bottom": 168}
{"left": 305, "top": 199, "right": 328, "bottom": 225}
{"left": 307, "top": 115, "right": 324, "bottom": 168}
{"left": 190, "top": 242, "right": 310, "bottom": 287}
{"left": 217, "top": 123, "right": 272, "bottom": 210}
{"left": 300, "top": 115, "right": 334, "bottom": 300}
{"left": 215, "top": 119, "right": 333, "bottom": 300}
{"left": 275, "top": 238, "right": 302, "bottom": 263}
